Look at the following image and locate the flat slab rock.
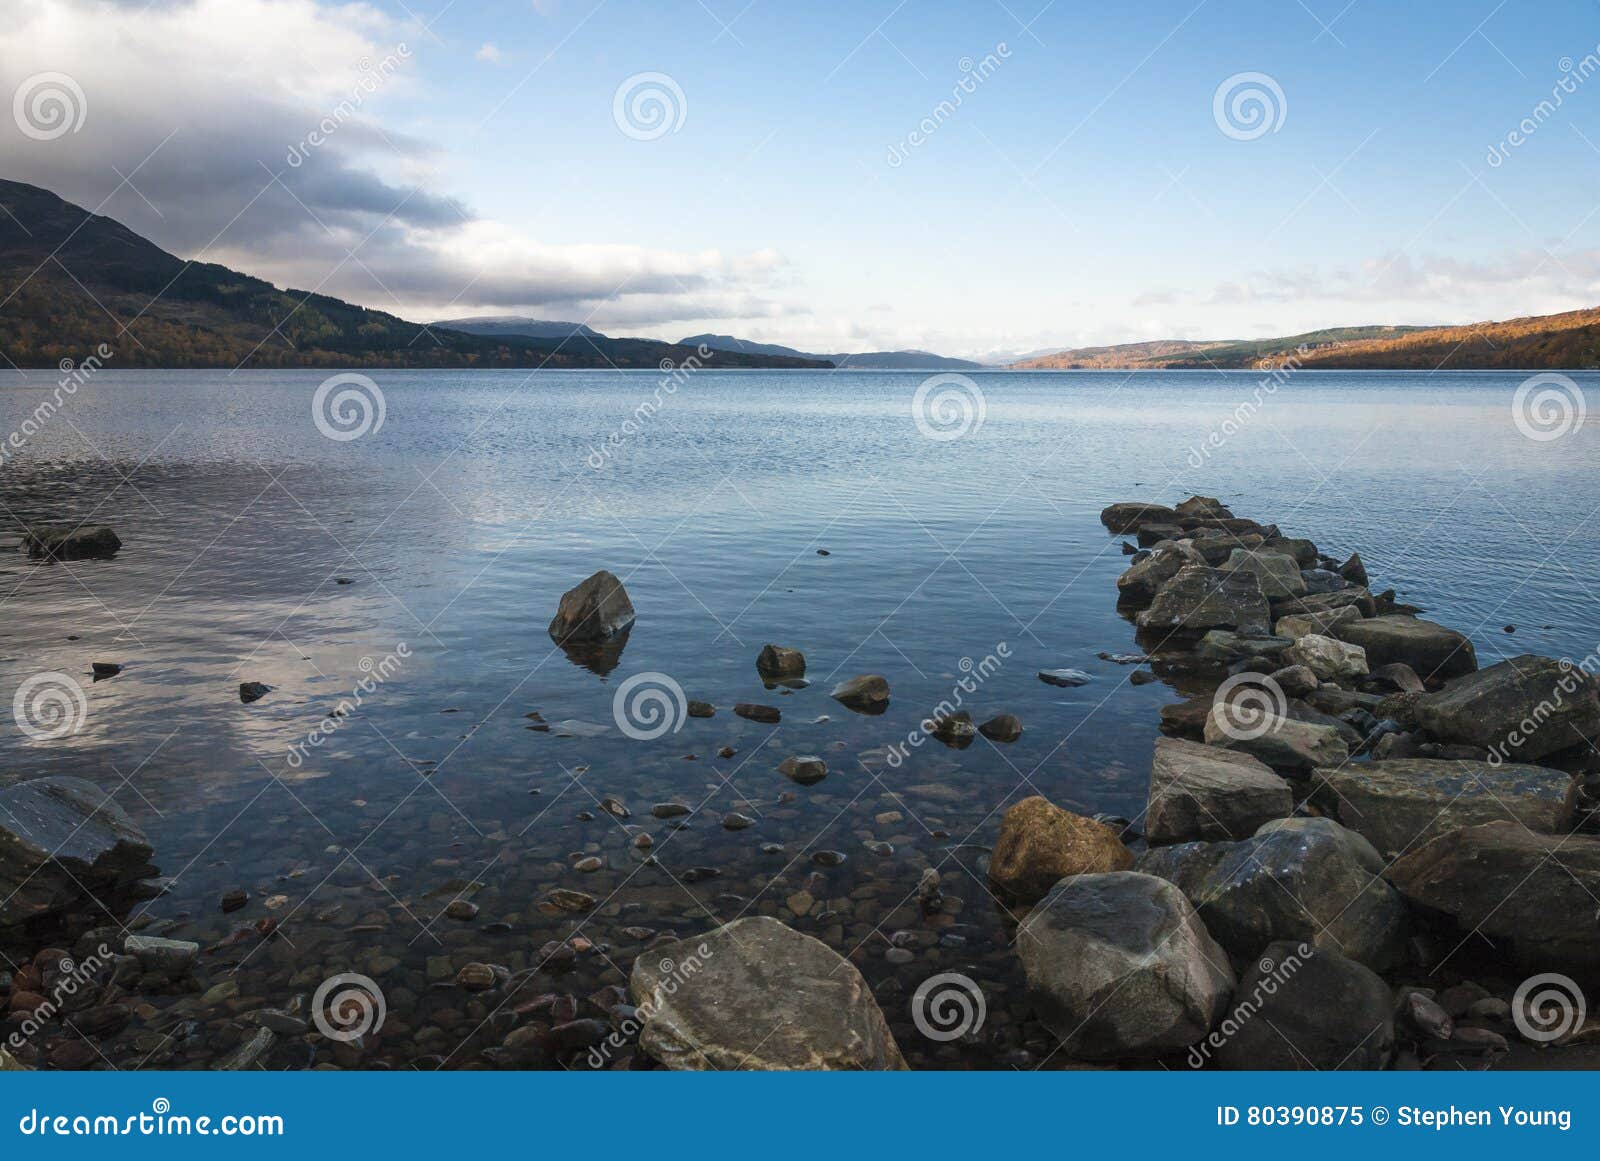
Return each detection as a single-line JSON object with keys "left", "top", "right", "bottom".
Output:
{"left": 1146, "top": 737, "right": 1293, "bottom": 845}
{"left": 1413, "top": 654, "right": 1600, "bottom": 762}
{"left": 1135, "top": 564, "right": 1270, "bottom": 641}
{"left": 1386, "top": 822, "right": 1600, "bottom": 973}
{"left": 1331, "top": 614, "right": 1476, "bottom": 681}
{"left": 0, "top": 777, "right": 155, "bottom": 927}
{"left": 1017, "top": 871, "right": 1234, "bottom": 1060}
{"left": 630, "top": 916, "right": 906, "bottom": 1070}
{"left": 1313, "top": 758, "right": 1569, "bottom": 858}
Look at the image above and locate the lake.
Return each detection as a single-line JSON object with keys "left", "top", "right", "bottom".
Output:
{"left": 1, "top": 366, "right": 1595, "bottom": 1068}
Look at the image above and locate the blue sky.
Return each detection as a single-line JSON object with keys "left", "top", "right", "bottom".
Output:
{"left": 4, "top": 0, "right": 1600, "bottom": 358}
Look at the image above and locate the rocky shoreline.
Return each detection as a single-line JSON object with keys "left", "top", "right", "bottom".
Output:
{"left": 5, "top": 503, "right": 1600, "bottom": 1071}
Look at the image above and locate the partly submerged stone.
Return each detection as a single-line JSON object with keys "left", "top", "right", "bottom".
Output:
{"left": 756, "top": 644, "right": 806, "bottom": 680}
{"left": 830, "top": 674, "right": 889, "bottom": 713}
{"left": 1146, "top": 737, "right": 1293, "bottom": 845}
{"left": 23, "top": 524, "right": 121, "bottom": 560}
{"left": 1100, "top": 502, "right": 1178, "bottom": 533}
{"left": 0, "top": 778, "right": 156, "bottom": 928}
{"left": 1312, "top": 758, "right": 1569, "bottom": 858}
{"left": 989, "top": 796, "right": 1134, "bottom": 902}
{"left": 547, "top": 569, "right": 636, "bottom": 644}
{"left": 1017, "top": 872, "right": 1234, "bottom": 1060}
{"left": 1137, "top": 817, "right": 1408, "bottom": 971}
{"left": 630, "top": 916, "right": 905, "bottom": 1070}
{"left": 1413, "top": 655, "right": 1600, "bottom": 762}
{"left": 1331, "top": 614, "right": 1476, "bottom": 681}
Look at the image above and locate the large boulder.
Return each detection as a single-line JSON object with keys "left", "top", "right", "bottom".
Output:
{"left": 23, "top": 524, "right": 121, "bottom": 560}
{"left": 630, "top": 917, "right": 905, "bottom": 1069}
{"left": 1312, "top": 758, "right": 1569, "bottom": 858}
{"left": 1331, "top": 615, "right": 1476, "bottom": 681}
{"left": 1224, "top": 548, "right": 1306, "bottom": 598}
{"left": 1386, "top": 822, "right": 1600, "bottom": 975}
{"left": 1017, "top": 872, "right": 1234, "bottom": 1059}
{"left": 0, "top": 778, "right": 155, "bottom": 928}
{"left": 1207, "top": 941, "right": 1393, "bottom": 1070}
{"left": 1146, "top": 737, "right": 1293, "bottom": 845}
{"left": 1138, "top": 818, "right": 1408, "bottom": 971}
{"left": 1203, "top": 697, "right": 1349, "bottom": 773}
{"left": 548, "top": 570, "right": 635, "bottom": 643}
{"left": 1136, "top": 565, "right": 1271, "bottom": 643}
{"left": 1274, "top": 605, "right": 1363, "bottom": 641}
{"left": 989, "top": 796, "right": 1134, "bottom": 902}
{"left": 1116, "top": 541, "right": 1201, "bottom": 605}
{"left": 1283, "top": 634, "right": 1367, "bottom": 682}
{"left": 1413, "top": 655, "right": 1600, "bottom": 762}
{"left": 1100, "top": 502, "right": 1178, "bottom": 533}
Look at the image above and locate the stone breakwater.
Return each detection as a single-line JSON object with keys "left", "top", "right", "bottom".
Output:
{"left": 1026, "top": 492, "right": 1600, "bottom": 1068}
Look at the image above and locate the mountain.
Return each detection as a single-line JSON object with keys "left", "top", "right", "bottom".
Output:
{"left": 1011, "top": 328, "right": 1429, "bottom": 370}
{"left": 0, "top": 180, "right": 829, "bottom": 370}
{"left": 681, "top": 333, "right": 987, "bottom": 370}
{"left": 431, "top": 316, "right": 607, "bottom": 341}
{"left": 1285, "top": 308, "right": 1600, "bottom": 370}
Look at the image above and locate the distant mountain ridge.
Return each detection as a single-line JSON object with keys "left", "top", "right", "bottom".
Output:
{"left": 681, "top": 333, "right": 987, "bottom": 370}
{"left": 432, "top": 316, "right": 607, "bottom": 341}
{"left": 0, "top": 180, "right": 828, "bottom": 370}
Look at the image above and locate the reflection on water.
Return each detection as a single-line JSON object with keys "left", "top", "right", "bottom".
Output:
{"left": 0, "top": 368, "right": 1594, "bottom": 1069}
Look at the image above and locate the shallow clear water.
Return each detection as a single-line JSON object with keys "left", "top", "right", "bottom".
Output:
{"left": 0, "top": 367, "right": 1595, "bottom": 1069}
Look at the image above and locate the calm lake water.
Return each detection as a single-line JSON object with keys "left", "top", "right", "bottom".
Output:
{"left": 0, "top": 367, "right": 1596, "bottom": 1069}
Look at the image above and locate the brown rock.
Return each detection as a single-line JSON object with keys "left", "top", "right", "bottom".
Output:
{"left": 989, "top": 796, "right": 1134, "bottom": 902}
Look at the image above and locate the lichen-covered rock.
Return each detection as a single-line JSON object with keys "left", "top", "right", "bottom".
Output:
{"left": 1274, "top": 605, "right": 1364, "bottom": 641}
{"left": 0, "top": 778, "right": 156, "bottom": 928}
{"left": 1385, "top": 822, "right": 1600, "bottom": 973}
{"left": 1413, "top": 655, "right": 1600, "bottom": 762}
{"left": 1146, "top": 737, "right": 1293, "bottom": 845}
{"left": 1283, "top": 633, "right": 1368, "bottom": 681}
{"left": 1331, "top": 614, "right": 1476, "bottom": 681}
{"left": 1017, "top": 872, "right": 1234, "bottom": 1060}
{"left": 1117, "top": 541, "right": 1202, "bottom": 605}
{"left": 1224, "top": 548, "right": 1307, "bottom": 598}
{"left": 1312, "top": 758, "right": 1569, "bottom": 857}
{"left": 1203, "top": 697, "right": 1350, "bottom": 772}
{"left": 630, "top": 917, "right": 905, "bottom": 1070}
{"left": 989, "top": 796, "right": 1134, "bottom": 902}
{"left": 1137, "top": 817, "right": 1409, "bottom": 970}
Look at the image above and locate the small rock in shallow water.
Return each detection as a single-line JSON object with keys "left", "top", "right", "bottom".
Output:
{"left": 756, "top": 644, "right": 807, "bottom": 680}
{"left": 830, "top": 674, "right": 889, "bottom": 713}
{"left": 239, "top": 681, "right": 272, "bottom": 703}
{"left": 632, "top": 833, "right": 654, "bottom": 851}
{"left": 884, "top": 948, "right": 915, "bottom": 965}
{"left": 651, "top": 802, "right": 690, "bottom": 819}
{"left": 978, "top": 713, "right": 1022, "bottom": 742}
{"left": 445, "top": 899, "right": 479, "bottom": 921}
{"left": 682, "top": 867, "right": 721, "bottom": 883}
{"left": 722, "top": 812, "right": 756, "bottom": 830}
{"left": 717, "top": 746, "right": 737, "bottom": 758}
{"left": 687, "top": 700, "right": 716, "bottom": 718}
{"left": 220, "top": 888, "right": 249, "bottom": 913}
{"left": 1038, "top": 668, "right": 1092, "bottom": 687}
{"left": 91, "top": 662, "right": 122, "bottom": 680}
{"left": 865, "top": 840, "right": 893, "bottom": 857}
{"left": 812, "top": 850, "right": 846, "bottom": 867}
{"left": 456, "top": 963, "right": 496, "bottom": 991}
{"left": 599, "top": 796, "right": 630, "bottom": 819}
{"left": 779, "top": 755, "right": 827, "bottom": 786}
{"left": 545, "top": 889, "right": 597, "bottom": 914}
{"left": 734, "top": 703, "right": 781, "bottom": 723}
{"left": 574, "top": 856, "right": 604, "bottom": 873}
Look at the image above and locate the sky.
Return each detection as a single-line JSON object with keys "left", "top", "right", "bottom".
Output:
{"left": 3, "top": 0, "right": 1600, "bottom": 360}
